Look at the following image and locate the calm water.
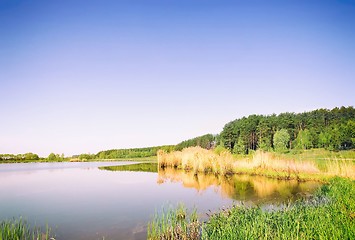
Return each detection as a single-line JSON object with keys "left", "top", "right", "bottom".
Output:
{"left": 0, "top": 162, "right": 321, "bottom": 240}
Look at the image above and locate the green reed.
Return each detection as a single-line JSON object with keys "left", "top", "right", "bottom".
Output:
{"left": 148, "top": 204, "right": 201, "bottom": 240}
{"left": 0, "top": 218, "right": 54, "bottom": 240}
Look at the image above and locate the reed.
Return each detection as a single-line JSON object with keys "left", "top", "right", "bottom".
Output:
{"left": 158, "top": 147, "right": 355, "bottom": 180}
{"left": 147, "top": 204, "right": 200, "bottom": 240}
{"left": 0, "top": 218, "right": 54, "bottom": 240}
{"left": 158, "top": 147, "right": 234, "bottom": 175}
{"left": 324, "top": 158, "right": 355, "bottom": 179}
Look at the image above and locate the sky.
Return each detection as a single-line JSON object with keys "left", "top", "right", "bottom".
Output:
{"left": 0, "top": 0, "right": 354, "bottom": 157}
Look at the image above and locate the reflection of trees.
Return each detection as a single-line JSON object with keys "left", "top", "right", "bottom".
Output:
{"left": 157, "top": 168, "right": 320, "bottom": 202}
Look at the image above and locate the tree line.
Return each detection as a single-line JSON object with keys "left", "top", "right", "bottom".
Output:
{"left": 0, "top": 153, "right": 40, "bottom": 161}
{"left": 94, "top": 145, "right": 175, "bottom": 159}
{"left": 175, "top": 134, "right": 215, "bottom": 151}
{"left": 1, "top": 106, "right": 353, "bottom": 162}
{"left": 219, "top": 106, "right": 355, "bottom": 153}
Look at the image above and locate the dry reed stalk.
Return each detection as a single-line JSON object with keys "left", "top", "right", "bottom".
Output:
{"left": 325, "top": 159, "right": 355, "bottom": 179}
{"left": 158, "top": 147, "right": 355, "bottom": 180}
{"left": 248, "top": 151, "right": 320, "bottom": 175}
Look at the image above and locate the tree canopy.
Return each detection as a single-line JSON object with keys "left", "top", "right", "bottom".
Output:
{"left": 219, "top": 106, "right": 355, "bottom": 153}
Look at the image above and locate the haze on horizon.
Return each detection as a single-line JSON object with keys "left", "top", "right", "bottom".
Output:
{"left": 0, "top": 0, "right": 354, "bottom": 157}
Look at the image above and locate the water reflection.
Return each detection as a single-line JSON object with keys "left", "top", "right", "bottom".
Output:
{"left": 100, "top": 162, "right": 158, "bottom": 172}
{"left": 157, "top": 168, "right": 320, "bottom": 204}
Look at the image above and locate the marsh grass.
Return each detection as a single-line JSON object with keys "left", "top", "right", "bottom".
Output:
{"left": 158, "top": 147, "right": 355, "bottom": 181}
{"left": 148, "top": 178, "right": 355, "bottom": 240}
{"left": 0, "top": 218, "right": 54, "bottom": 240}
{"left": 148, "top": 204, "right": 201, "bottom": 240}
{"left": 158, "top": 147, "right": 234, "bottom": 175}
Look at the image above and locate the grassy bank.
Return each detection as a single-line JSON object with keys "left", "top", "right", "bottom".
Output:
{"left": 158, "top": 147, "right": 355, "bottom": 181}
{"left": 148, "top": 177, "right": 355, "bottom": 240}
{"left": 0, "top": 218, "right": 54, "bottom": 240}
{"left": 99, "top": 162, "right": 158, "bottom": 172}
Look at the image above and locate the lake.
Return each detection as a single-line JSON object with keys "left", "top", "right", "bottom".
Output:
{"left": 0, "top": 162, "right": 321, "bottom": 239}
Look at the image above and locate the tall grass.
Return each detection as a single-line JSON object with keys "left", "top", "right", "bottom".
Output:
{"left": 158, "top": 147, "right": 355, "bottom": 180}
{"left": 148, "top": 177, "right": 355, "bottom": 240}
{"left": 148, "top": 204, "right": 200, "bottom": 240}
{"left": 0, "top": 218, "right": 54, "bottom": 240}
{"left": 158, "top": 147, "right": 234, "bottom": 175}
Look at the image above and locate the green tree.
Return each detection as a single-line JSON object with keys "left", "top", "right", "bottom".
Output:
{"left": 273, "top": 129, "right": 290, "bottom": 152}
{"left": 233, "top": 138, "right": 246, "bottom": 154}
{"left": 318, "top": 130, "right": 332, "bottom": 149}
{"left": 79, "top": 154, "right": 95, "bottom": 160}
{"left": 220, "top": 122, "right": 237, "bottom": 150}
{"left": 257, "top": 118, "right": 272, "bottom": 151}
{"left": 348, "top": 120, "right": 355, "bottom": 147}
{"left": 47, "top": 153, "right": 57, "bottom": 161}
{"left": 258, "top": 137, "right": 271, "bottom": 151}
{"left": 338, "top": 120, "right": 355, "bottom": 149}
{"left": 23, "top": 153, "right": 39, "bottom": 160}
{"left": 294, "top": 129, "right": 313, "bottom": 150}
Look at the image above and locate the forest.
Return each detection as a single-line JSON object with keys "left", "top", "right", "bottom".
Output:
{"left": 175, "top": 134, "right": 215, "bottom": 151}
{"left": 219, "top": 106, "right": 355, "bottom": 154}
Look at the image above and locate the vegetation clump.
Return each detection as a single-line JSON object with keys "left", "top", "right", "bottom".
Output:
{"left": 158, "top": 147, "right": 355, "bottom": 181}
{"left": 148, "top": 204, "right": 201, "bottom": 240}
{"left": 0, "top": 218, "right": 54, "bottom": 240}
{"left": 99, "top": 163, "right": 158, "bottom": 172}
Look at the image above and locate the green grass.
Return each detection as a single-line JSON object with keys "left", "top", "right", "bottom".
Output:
{"left": 274, "top": 148, "right": 355, "bottom": 169}
{"left": 148, "top": 177, "right": 355, "bottom": 240}
{"left": 148, "top": 204, "right": 201, "bottom": 240}
{"left": 0, "top": 218, "right": 54, "bottom": 240}
{"left": 99, "top": 162, "right": 158, "bottom": 172}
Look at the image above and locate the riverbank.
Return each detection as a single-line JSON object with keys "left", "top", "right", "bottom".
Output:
{"left": 148, "top": 177, "right": 355, "bottom": 240}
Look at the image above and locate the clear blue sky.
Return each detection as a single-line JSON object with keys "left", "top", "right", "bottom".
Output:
{"left": 1, "top": 0, "right": 354, "bottom": 157}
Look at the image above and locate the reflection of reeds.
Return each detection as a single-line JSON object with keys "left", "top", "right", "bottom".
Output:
{"left": 157, "top": 168, "right": 319, "bottom": 201}
{"left": 158, "top": 147, "right": 355, "bottom": 180}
